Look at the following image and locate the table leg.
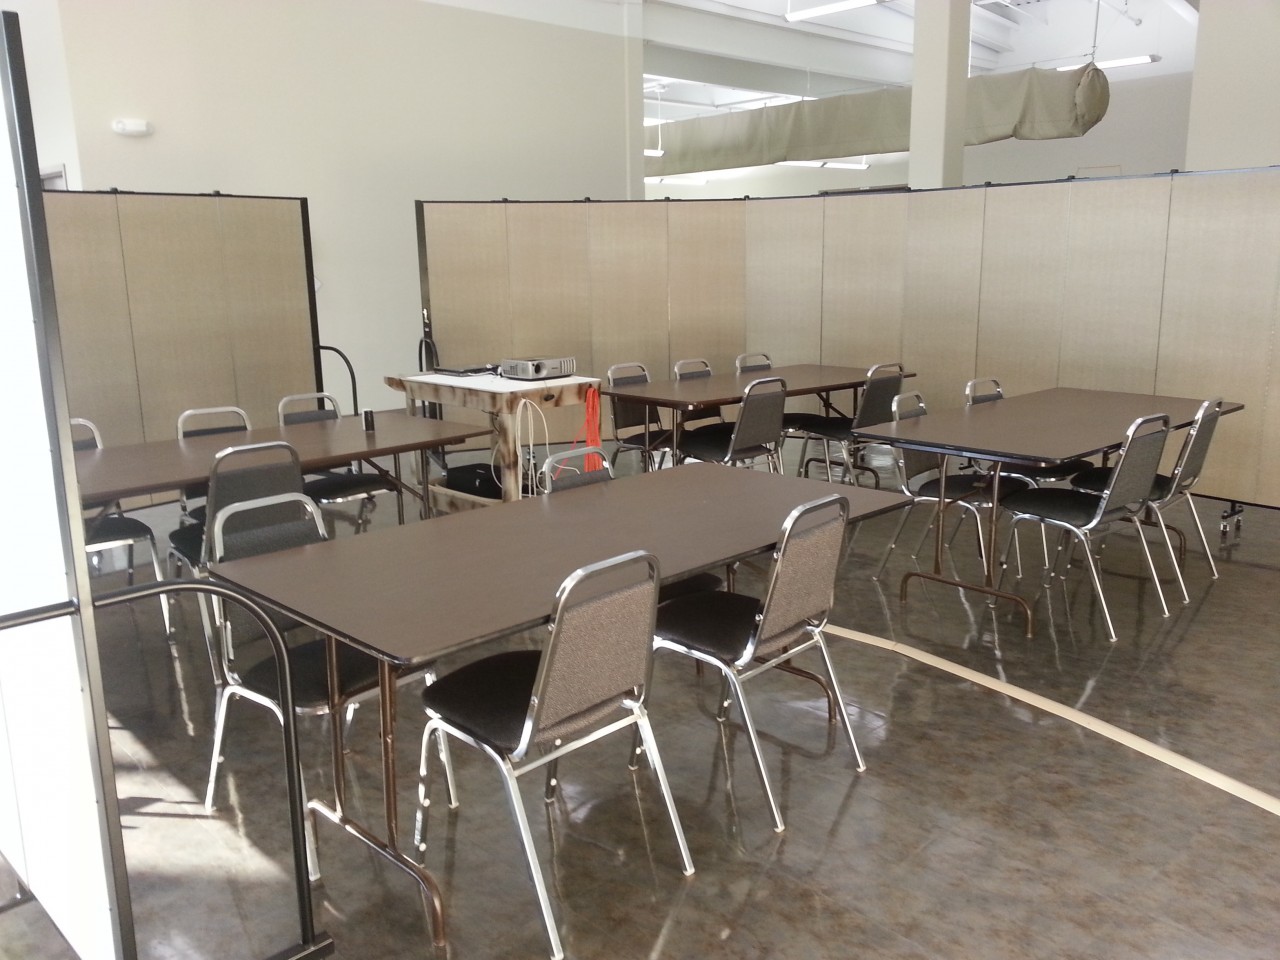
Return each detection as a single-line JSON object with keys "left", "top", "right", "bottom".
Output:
{"left": 494, "top": 411, "right": 521, "bottom": 500}
{"left": 394, "top": 453, "right": 405, "bottom": 525}
{"left": 899, "top": 455, "right": 1034, "bottom": 637}
{"left": 309, "top": 642, "right": 447, "bottom": 949}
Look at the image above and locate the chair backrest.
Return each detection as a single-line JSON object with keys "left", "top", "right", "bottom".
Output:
{"left": 201, "top": 441, "right": 305, "bottom": 563}
{"left": 606, "top": 362, "right": 663, "bottom": 435}
{"left": 539, "top": 446, "right": 612, "bottom": 493}
{"left": 964, "top": 378, "right": 1004, "bottom": 407}
{"left": 673, "top": 358, "right": 712, "bottom": 380}
{"left": 177, "top": 405, "right": 251, "bottom": 439}
{"left": 728, "top": 377, "right": 787, "bottom": 459}
{"left": 69, "top": 417, "right": 102, "bottom": 452}
{"left": 1093, "top": 414, "right": 1170, "bottom": 527}
{"left": 889, "top": 392, "right": 935, "bottom": 490}
{"left": 1162, "top": 397, "right": 1222, "bottom": 502}
{"left": 278, "top": 392, "right": 342, "bottom": 426}
{"left": 513, "top": 551, "right": 660, "bottom": 759}
{"left": 735, "top": 353, "right": 772, "bottom": 374}
{"left": 852, "top": 362, "right": 906, "bottom": 429}
{"left": 748, "top": 496, "right": 848, "bottom": 664}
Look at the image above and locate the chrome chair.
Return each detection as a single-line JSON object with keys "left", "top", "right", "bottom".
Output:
{"left": 798, "top": 362, "right": 904, "bottom": 487}
{"left": 673, "top": 357, "right": 732, "bottom": 440}
{"left": 735, "top": 352, "right": 832, "bottom": 443}
{"left": 1070, "top": 397, "right": 1223, "bottom": 603}
{"left": 604, "top": 363, "right": 674, "bottom": 471}
{"left": 998, "top": 413, "right": 1172, "bottom": 642}
{"left": 675, "top": 376, "right": 786, "bottom": 472}
{"left": 964, "top": 378, "right": 1094, "bottom": 484}
{"left": 416, "top": 551, "right": 694, "bottom": 960}
{"left": 652, "top": 495, "right": 863, "bottom": 833}
{"left": 872, "top": 393, "right": 1030, "bottom": 580}
{"left": 205, "top": 492, "right": 381, "bottom": 878}
{"left": 72, "top": 418, "right": 171, "bottom": 634}
{"left": 278, "top": 391, "right": 393, "bottom": 533}
{"left": 174, "top": 406, "right": 251, "bottom": 527}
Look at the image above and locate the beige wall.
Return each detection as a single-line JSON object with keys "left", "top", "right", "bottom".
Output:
{"left": 1187, "top": 0, "right": 1280, "bottom": 172}
{"left": 54, "top": 0, "right": 640, "bottom": 408}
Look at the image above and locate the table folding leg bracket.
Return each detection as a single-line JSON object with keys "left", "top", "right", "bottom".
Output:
{"left": 899, "top": 457, "right": 1034, "bottom": 637}
{"left": 310, "top": 645, "right": 447, "bottom": 950}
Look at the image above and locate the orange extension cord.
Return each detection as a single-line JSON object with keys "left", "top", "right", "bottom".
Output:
{"left": 555, "top": 386, "right": 603, "bottom": 480}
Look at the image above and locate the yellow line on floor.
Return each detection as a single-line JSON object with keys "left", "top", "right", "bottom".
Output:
{"left": 825, "top": 624, "right": 1280, "bottom": 819}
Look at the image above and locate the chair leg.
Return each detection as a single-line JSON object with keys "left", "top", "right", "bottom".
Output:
{"left": 204, "top": 687, "right": 234, "bottom": 812}
{"left": 497, "top": 759, "right": 564, "bottom": 960}
{"left": 634, "top": 710, "right": 695, "bottom": 876}
{"left": 1130, "top": 515, "right": 1170, "bottom": 618}
{"left": 144, "top": 535, "right": 172, "bottom": 636}
{"left": 873, "top": 502, "right": 914, "bottom": 581}
{"left": 814, "top": 634, "right": 865, "bottom": 772}
{"left": 1182, "top": 495, "right": 1220, "bottom": 580}
{"left": 719, "top": 667, "right": 784, "bottom": 833}
{"left": 544, "top": 758, "right": 559, "bottom": 803}
{"left": 1152, "top": 508, "right": 1190, "bottom": 604}
{"left": 1074, "top": 532, "right": 1118, "bottom": 642}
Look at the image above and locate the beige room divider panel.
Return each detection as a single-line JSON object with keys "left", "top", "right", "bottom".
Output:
{"left": 588, "top": 200, "right": 670, "bottom": 382}
{"left": 507, "top": 202, "right": 593, "bottom": 441}
{"left": 117, "top": 194, "right": 237, "bottom": 439}
{"left": 1158, "top": 170, "right": 1280, "bottom": 504}
{"left": 902, "top": 187, "right": 986, "bottom": 408}
{"left": 44, "top": 192, "right": 143, "bottom": 448}
{"left": 820, "top": 191, "right": 907, "bottom": 371}
{"left": 218, "top": 196, "right": 316, "bottom": 427}
{"left": 975, "top": 181, "right": 1070, "bottom": 395}
{"left": 420, "top": 202, "right": 512, "bottom": 370}
{"left": 667, "top": 200, "right": 746, "bottom": 376}
{"left": 1058, "top": 176, "right": 1170, "bottom": 393}
{"left": 744, "top": 197, "right": 823, "bottom": 366}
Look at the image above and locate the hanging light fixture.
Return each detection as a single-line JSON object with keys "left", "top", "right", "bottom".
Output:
{"left": 785, "top": 0, "right": 881, "bottom": 23}
{"left": 645, "top": 84, "right": 665, "bottom": 158}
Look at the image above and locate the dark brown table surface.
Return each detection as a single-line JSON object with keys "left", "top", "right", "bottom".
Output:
{"left": 75, "top": 410, "right": 488, "bottom": 503}
{"left": 211, "top": 463, "right": 908, "bottom": 666}
{"left": 598, "top": 363, "right": 913, "bottom": 412}
{"left": 851, "top": 388, "right": 1243, "bottom": 466}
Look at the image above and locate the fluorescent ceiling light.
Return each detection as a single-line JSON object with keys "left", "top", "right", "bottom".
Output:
{"left": 1057, "top": 54, "right": 1161, "bottom": 71}
{"left": 824, "top": 160, "right": 869, "bottom": 170}
{"left": 776, "top": 159, "right": 870, "bottom": 170}
{"left": 785, "top": 0, "right": 880, "bottom": 22}
{"left": 644, "top": 148, "right": 665, "bottom": 158}
{"left": 778, "top": 160, "right": 824, "bottom": 168}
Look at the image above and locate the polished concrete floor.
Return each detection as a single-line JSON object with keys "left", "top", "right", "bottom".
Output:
{"left": 3, "top": 449, "right": 1278, "bottom": 960}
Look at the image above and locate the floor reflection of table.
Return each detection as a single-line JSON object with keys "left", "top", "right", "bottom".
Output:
{"left": 75, "top": 410, "right": 488, "bottom": 522}
{"left": 851, "top": 388, "right": 1244, "bottom": 635}
{"left": 210, "top": 463, "right": 908, "bottom": 950}
{"left": 386, "top": 372, "right": 600, "bottom": 502}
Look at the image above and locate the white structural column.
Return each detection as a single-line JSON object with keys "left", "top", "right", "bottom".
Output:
{"left": 1186, "top": 0, "right": 1280, "bottom": 172}
{"left": 907, "top": 0, "right": 970, "bottom": 190}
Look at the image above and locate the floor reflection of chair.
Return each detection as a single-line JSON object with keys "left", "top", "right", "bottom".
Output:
{"left": 416, "top": 551, "right": 694, "bottom": 960}
{"left": 653, "top": 495, "right": 863, "bottom": 834}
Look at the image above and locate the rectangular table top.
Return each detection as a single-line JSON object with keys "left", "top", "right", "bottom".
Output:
{"left": 851, "top": 388, "right": 1243, "bottom": 466}
{"left": 211, "top": 463, "right": 908, "bottom": 666}
{"left": 75, "top": 410, "right": 488, "bottom": 503}
{"left": 598, "top": 363, "right": 910, "bottom": 412}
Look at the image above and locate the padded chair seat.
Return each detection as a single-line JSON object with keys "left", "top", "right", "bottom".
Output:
{"left": 1003, "top": 458, "right": 1094, "bottom": 482}
{"left": 168, "top": 523, "right": 204, "bottom": 566}
{"left": 914, "top": 473, "right": 1032, "bottom": 501}
{"left": 655, "top": 590, "right": 760, "bottom": 662}
{"left": 85, "top": 514, "right": 154, "bottom": 547}
{"left": 1071, "top": 465, "right": 1174, "bottom": 499}
{"left": 678, "top": 430, "right": 774, "bottom": 464}
{"left": 1000, "top": 487, "right": 1103, "bottom": 528}
{"left": 619, "top": 428, "right": 675, "bottom": 449}
{"left": 795, "top": 416, "right": 856, "bottom": 441}
{"left": 239, "top": 637, "right": 381, "bottom": 708}
{"left": 657, "top": 570, "right": 725, "bottom": 604}
{"left": 421, "top": 650, "right": 540, "bottom": 753}
{"left": 781, "top": 411, "right": 831, "bottom": 433}
{"left": 302, "top": 471, "right": 392, "bottom": 502}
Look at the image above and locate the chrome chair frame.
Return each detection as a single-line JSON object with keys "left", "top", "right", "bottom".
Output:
{"left": 653, "top": 496, "right": 864, "bottom": 833}
{"left": 798, "top": 361, "right": 904, "bottom": 487}
{"left": 416, "top": 551, "right": 693, "bottom": 960}
{"left": 536, "top": 445, "right": 611, "bottom": 493}
{"left": 174, "top": 405, "right": 251, "bottom": 526}
{"left": 676, "top": 376, "right": 787, "bottom": 472}
{"left": 605, "top": 362, "right": 674, "bottom": 471}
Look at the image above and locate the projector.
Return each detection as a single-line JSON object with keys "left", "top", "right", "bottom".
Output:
{"left": 499, "top": 356, "right": 576, "bottom": 380}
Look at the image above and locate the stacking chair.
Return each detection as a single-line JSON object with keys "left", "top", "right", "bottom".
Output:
{"left": 205, "top": 492, "right": 381, "bottom": 877}
{"left": 175, "top": 405, "right": 251, "bottom": 527}
{"left": 872, "top": 393, "right": 1030, "bottom": 580}
{"left": 672, "top": 358, "right": 731, "bottom": 440}
{"left": 72, "top": 418, "right": 170, "bottom": 634}
{"left": 1070, "top": 397, "right": 1223, "bottom": 603}
{"left": 675, "top": 376, "right": 786, "bottom": 472}
{"left": 604, "top": 363, "right": 673, "bottom": 471}
{"left": 964, "top": 379, "right": 1094, "bottom": 484}
{"left": 797, "top": 362, "right": 904, "bottom": 487}
{"left": 652, "top": 495, "right": 863, "bottom": 833}
{"left": 417, "top": 551, "right": 694, "bottom": 960}
{"left": 278, "top": 391, "right": 394, "bottom": 532}
{"left": 997, "top": 413, "right": 1172, "bottom": 642}
{"left": 735, "top": 352, "right": 831, "bottom": 443}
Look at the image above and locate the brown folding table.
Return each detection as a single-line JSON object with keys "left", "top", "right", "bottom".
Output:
{"left": 851, "top": 387, "right": 1244, "bottom": 634}
{"left": 210, "top": 463, "right": 909, "bottom": 948}
{"left": 74, "top": 409, "right": 489, "bottom": 522}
